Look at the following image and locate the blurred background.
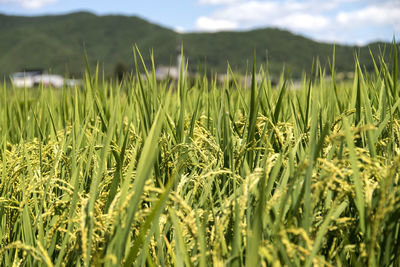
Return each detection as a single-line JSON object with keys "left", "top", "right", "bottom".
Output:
{"left": 0, "top": 0, "right": 399, "bottom": 83}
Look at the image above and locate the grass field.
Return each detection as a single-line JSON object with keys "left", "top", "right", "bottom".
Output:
{"left": 1, "top": 46, "right": 400, "bottom": 266}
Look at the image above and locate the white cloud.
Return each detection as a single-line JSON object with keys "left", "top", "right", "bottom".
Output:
{"left": 196, "top": 16, "right": 239, "bottom": 31}
{"left": 198, "top": 0, "right": 242, "bottom": 5}
{"left": 174, "top": 26, "right": 185, "bottom": 33}
{"left": 337, "top": 2, "right": 400, "bottom": 31}
{"left": 194, "top": 0, "right": 398, "bottom": 43}
{"left": 195, "top": 1, "right": 332, "bottom": 32}
{"left": 212, "top": 1, "right": 278, "bottom": 23}
{"left": 0, "top": 0, "right": 57, "bottom": 9}
{"left": 275, "top": 13, "right": 330, "bottom": 31}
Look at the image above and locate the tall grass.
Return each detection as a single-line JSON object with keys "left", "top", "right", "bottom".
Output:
{"left": 1, "top": 44, "right": 400, "bottom": 266}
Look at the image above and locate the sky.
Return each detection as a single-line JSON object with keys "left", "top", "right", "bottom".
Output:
{"left": 0, "top": 0, "right": 399, "bottom": 45}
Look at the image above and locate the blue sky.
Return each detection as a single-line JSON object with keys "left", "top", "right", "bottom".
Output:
{"left": 0, "top": 0, "right": 399, "bottom": 45}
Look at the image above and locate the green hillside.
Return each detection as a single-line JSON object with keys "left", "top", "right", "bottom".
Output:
{"left": 0, "top": 12, "right": 391, "bottom": 79}
{"left": 0, "top": 12, "right": 177, "bottom": 78}
{"left": 182, "top": 29, "right": 386, "bottom": 76}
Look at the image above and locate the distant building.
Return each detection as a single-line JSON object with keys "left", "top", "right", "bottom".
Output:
{"left": 11, "top": 70, "right": 79, "bottom": 88}
{"left": 11, "top": 70, "right": 43, "bottom": 88}
{"left": 155, "top": 66, "right": 180, "bottom": 80}
{"left": 36, "top": 74, "right": 64, "bottom": 88}
{"left": 155, "top": 41, "right": 186, "bottom": 81}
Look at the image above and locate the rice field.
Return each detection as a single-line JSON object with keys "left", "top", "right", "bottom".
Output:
{"left": 1, "top": 46, "right": 400, "bottom": 266}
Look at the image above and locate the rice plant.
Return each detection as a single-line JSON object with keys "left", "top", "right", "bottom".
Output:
{"left": 1, "top": 44, "right": 400, "bottom": 266}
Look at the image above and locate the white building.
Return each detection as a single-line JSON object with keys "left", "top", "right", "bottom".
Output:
{"left": 155, "top": 66, "right": 180, "bottom": 80}
{"left": 11, "top": 71, "right": 66, "bottom": 88}
{"left": 155, "top": 43, "right": 186, "bottom": 81}
{"left": 11, "top": 71, "right": 40, "bottom": 88}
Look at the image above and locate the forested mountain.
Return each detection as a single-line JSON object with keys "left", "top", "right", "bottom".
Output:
{"left": 0, "top": 12, "right": 391, "bottom": 79}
